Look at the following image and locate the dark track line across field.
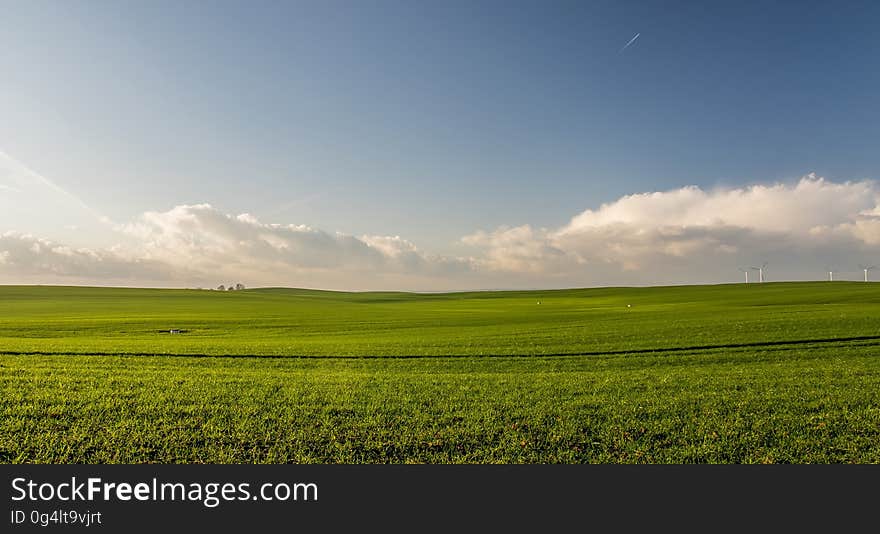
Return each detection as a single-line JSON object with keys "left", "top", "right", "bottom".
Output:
{"left": 3, "top": 334, "right": 880, "bottom": 360}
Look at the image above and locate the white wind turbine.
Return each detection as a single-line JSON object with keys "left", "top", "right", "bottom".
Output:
{"left": 751, "top": 262, "right": 767, "bottom": 283}
{"left": 859, "top": 264, "right": 877, "bottom": 282}
{"left": 738, "top": 268, "right": 750, "bottom": 284}
{"left": 826, "top": 267, "right": 837, "bottom": 282}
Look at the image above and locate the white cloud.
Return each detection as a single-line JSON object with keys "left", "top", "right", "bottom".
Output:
{"left": 4, "top": 174, "right": 880, "bottom": 289}
{"left": 111, "top": 204, "right": 471, "bottom": 288}
{"left": 121, "top": 203, "right": 384, "bottom": 271}
{"left": 560, "top": 174, "right": 878, "bottom": 235}
{"left": 0, "top": 231, "right": 179, "bottom": 284}
{"left": 462, "top": 225, "right": 574, "bottom": 274}
{"left": 462, "top": 175, "right": 880, "bottom": 284}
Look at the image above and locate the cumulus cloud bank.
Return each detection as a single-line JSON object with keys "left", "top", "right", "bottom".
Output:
{"left": 0, "top": 203, "right": 475, "bottom": 289}
{"left": 462, "top": 174, "right": 880, "bottom": 285}
{"left": 0, "top": 231, "right": 180, "bottom": 285}
{"left": 115, "top": 204, "right": 471, "bottom": 286}
{"left": 3, "top": 174, "right": 880, "bottom": 289}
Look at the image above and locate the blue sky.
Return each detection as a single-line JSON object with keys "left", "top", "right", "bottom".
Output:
{"left": 1, "top": 1, "right": 880, "bottom": 289}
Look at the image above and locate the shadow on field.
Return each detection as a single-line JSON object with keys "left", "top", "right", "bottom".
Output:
{"left": 3, "top": 335, "right": 880, "bottom": 359}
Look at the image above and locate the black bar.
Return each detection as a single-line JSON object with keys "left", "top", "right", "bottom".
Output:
{"left": 2, "top": 465, "right": 877, "bottom": 532}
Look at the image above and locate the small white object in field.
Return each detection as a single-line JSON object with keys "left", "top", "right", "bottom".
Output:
{"left": 627, "top": 304, "right": 631, "bottom": 308}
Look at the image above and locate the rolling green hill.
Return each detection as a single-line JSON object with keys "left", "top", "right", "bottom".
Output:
{"left": 2, "top": 282, "right": 880, "bottom": 357}
{"left": 2, "top": 282, "right": 880, "bottom": 463}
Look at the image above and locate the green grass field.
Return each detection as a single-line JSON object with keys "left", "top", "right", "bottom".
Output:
{"left": 2, "top": 282, "right": 880, "bottom": 463}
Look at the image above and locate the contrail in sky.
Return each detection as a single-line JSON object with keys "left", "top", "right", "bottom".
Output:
{"left": 619, "top": 33, "right": 640, "bottom": 53}
{"left": 0, "top": 149, "right": 109, "bottom": 223}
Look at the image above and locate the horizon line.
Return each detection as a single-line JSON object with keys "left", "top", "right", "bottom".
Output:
{"left": 0, "top": 279, "right": 876, "bottom": 295}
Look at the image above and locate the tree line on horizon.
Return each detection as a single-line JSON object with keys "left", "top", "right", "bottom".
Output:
{"left": 215, "top": 283, "right": 245, "bottom": 291}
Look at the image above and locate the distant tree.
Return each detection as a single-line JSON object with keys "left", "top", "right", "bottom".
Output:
{"left": 217, "top": 285, "right": 225, "bottom": 291}
{"left": 235, "top": 283, "right": 245, "bottom": 290}
{"left": 227, "top": 285, "right": 235, "bottom": 291}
